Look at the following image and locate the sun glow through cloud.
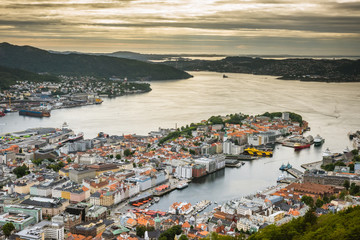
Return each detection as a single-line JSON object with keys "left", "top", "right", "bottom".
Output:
{"left": 0, "top": 0, "right": 359, "bottom": 55}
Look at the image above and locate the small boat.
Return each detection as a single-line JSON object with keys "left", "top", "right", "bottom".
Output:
{"left": 314, "top": 135, "right": 325, "bottom": 146}
{"left": 279, "top": 164, "right": 286, "bottom": 171}
{"left": 154, "top": 197, "right": 160, "bottom": 203}
{"left": 279, "top": 162, "right": 292, "bottom": 171}
{"left": 177, "top": 182, "right": 189, "bottom": 190}
{"left": 277, "top": 174, "right": 285, "bottom": 182}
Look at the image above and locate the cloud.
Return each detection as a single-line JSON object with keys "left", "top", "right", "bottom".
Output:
{"left": 0, "top": 0, "right": 359, "bottom": 54}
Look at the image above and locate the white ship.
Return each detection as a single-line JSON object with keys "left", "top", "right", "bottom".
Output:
{"left": 177, "top": 182, "right": 189, "bottom": 190}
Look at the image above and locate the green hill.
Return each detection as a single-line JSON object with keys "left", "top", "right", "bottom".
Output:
{"left": 248, "top": 206, "right": 360, "bottom": 240}
{"left": 0, "top": 65, "right": 59, "bottom": 90}
{"left": 0, "top": 42, "right": 192, "bottom": 80}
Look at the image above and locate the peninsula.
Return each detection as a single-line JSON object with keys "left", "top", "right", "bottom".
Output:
{"left": 163, "top": 57, "right": 360, "bottom": 82}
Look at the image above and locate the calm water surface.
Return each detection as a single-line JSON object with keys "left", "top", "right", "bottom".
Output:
{"left": 1, "top": 71, "right": 359, "bottom": 210}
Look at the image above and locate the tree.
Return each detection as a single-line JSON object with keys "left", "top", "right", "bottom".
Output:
{"left": 301, "top": 195, "right": 314, "bottom": 207}
{"left": 32, "top": 159, "right": 43, "bottom": 166}
{"left": 343, "top": 180, "right": 350, "bottom": 190}
{"left": 133, "top": 163, "right": 137, "bottom": 168}
{"left": 159, "top": 225, "right": 182, "bottom": 240}
{"left": 304, "top": 208, "right": 317, "bottom": 225}
{"left": 115, "top": 154, "right": 121, "bottom": 159}
{"left": 339, "top": 190, "right": 347, "bottom": 200}
{"left": 189, "top": 149, "right": 196, "bottom": 155}
{"left": 208, "top": 115, "right": 224, "bottom": 125}
{"left": 124, "top": 149, "right": 132, "bottom": 157}
{"left": 109, "top": 154, "right": 114, "bottom": 159}
{"left": 2, "top": 222, "right": 15, "bottom": 237}
{"left": 13, "top": 164, "right": 30, "bottom": 178}
{"left": 349, "top": 182, "right": 360, "bottom": 196}
{"left": 349, "top": 163, "right": 355, "bottom": 172}
{"left": 67, "top": 158, "right": 72, "bottom": 163}
{"left": 179, "top": 235, "right": 189, "bottom": 240}
{"left": 136, "top": 225, "right": 146, "bottom": 237}
{"left": 315, "top": 198, "right": 324, "bottom": 208}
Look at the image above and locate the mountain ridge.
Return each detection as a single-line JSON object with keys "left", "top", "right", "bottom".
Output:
{"left": 0, "top": 42, "right": 192, "bottom": 80}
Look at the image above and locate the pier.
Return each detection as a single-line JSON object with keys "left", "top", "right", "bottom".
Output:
{"left": 278, "top": 177, "right": 299, "bottom": 184}
{"left": 301, "top": 161, "right": 322, "bottom": 170}
{"left": 153, "top": 186, "right": 177, "bottom": 197}
{"left": 285, "top": 168, "right": 303, "bottom": 179}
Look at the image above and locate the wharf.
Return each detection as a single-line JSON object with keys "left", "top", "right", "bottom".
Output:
{"left": 225, "top": 159, "right": 243, "bottom": 168}
{"left": 225, "top": 155, "right": 257, "bottom": 161}
{"left": 153, "top": 186, "right": 177, "bottom": 197}
{"left": 278, "top": 177, "right": 299, "bottom": 184}
{"left": 285, "top": 168, "right": 303, "bottom": 179}
{"left": 301, "top": 161, "right": 322, "bottom": 170}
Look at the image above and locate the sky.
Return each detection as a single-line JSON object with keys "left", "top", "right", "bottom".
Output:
{"left": 1, "top": 0, "right": 360, "bottom": 55}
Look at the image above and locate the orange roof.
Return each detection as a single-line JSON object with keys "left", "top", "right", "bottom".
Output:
{"left": 199, "top": 231, "right": 209, "bottom": 236}
{"left": 127, "top": 218, "right": 137, "bottom": 225}
{"left": 182, "top": 221, "right": 191, "bottom": 228}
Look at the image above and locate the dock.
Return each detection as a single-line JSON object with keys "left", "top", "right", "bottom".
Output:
{"left": 278, "top": 177, "right": 299, "bottom": 184}
{"left": 225, "top": 155, "right": 257, "bottom": 161}
{"left": 301, "top": 161, "right": 322, "bottom": 170}
{"left": 285, "top": 168, "right": 303, "bottom": 179}
{"left": 153, "top": 186, "right": 177, "bottom": 197}
{"left": 225, "top": 159, "right": 243, "bottom": 168}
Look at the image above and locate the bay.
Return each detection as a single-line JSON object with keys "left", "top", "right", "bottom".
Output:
{"left": 1, "top": 71, "right": 359, "bottom": 210}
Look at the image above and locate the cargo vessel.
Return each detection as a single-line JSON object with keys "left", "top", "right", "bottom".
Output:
{"left": 294, "top": 143, "right": 311, "bottom": 150}
{"left": 19, "top": 109, "right": 51, "bottom": 118}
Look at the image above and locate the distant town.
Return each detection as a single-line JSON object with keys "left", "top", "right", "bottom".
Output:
{"left": 0, "top": 112, "right": 359, "bottom": 239}
{"left": 0, "top": 77, "right": 151, "bottom": 117}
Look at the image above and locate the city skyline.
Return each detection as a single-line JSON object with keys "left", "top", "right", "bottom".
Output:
{"left": 1, "top": 0, "right": 360, "bottom": 55}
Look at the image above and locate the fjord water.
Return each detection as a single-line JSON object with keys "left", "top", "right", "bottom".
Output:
{"left": 1, "top": 71, "right": 360, "bottom": 209}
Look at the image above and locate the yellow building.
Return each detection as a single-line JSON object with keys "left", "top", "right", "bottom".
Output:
{"left": 61, "top": 191, "right": 71, "bottom": 200}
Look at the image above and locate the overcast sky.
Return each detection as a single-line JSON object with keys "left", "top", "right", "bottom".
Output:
{"left": 1, "top": 0, "right": 360, "bottom": 55}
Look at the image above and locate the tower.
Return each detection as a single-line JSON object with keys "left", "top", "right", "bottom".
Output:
{"left": 155, "top": 214, "right": 161, "bottom": 230}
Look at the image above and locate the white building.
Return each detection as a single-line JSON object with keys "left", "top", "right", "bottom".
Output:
{"left": 15, "top": 221, "right": 64, "bottom": 240}
{"left": 282, "top": 112, "right": 290, "bottom": 121}
{"left": 175, "top": 165, "right": 193, "bottom": 179}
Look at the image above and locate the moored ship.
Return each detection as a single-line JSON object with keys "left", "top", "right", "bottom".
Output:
{"left": 279, "top": 162, "right": 292, "bottom": 171}
{"left": 314, "top": 135, "right": 325, "bottom": 146}
{"left": 19, "top": 109, "right": 51, "bottom": 118}
{"left": 294, "top": 143, "right": 311, "bottom": 150}
{"left": 177, "top": 181, "right": 189, "bottom": 190}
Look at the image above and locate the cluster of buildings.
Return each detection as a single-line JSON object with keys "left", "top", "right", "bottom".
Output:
{"left": 0, "top": 77, "right": 151, "bottom": 113}
{"left": 0, "top": 112, "right": 359, "bottom": 239}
